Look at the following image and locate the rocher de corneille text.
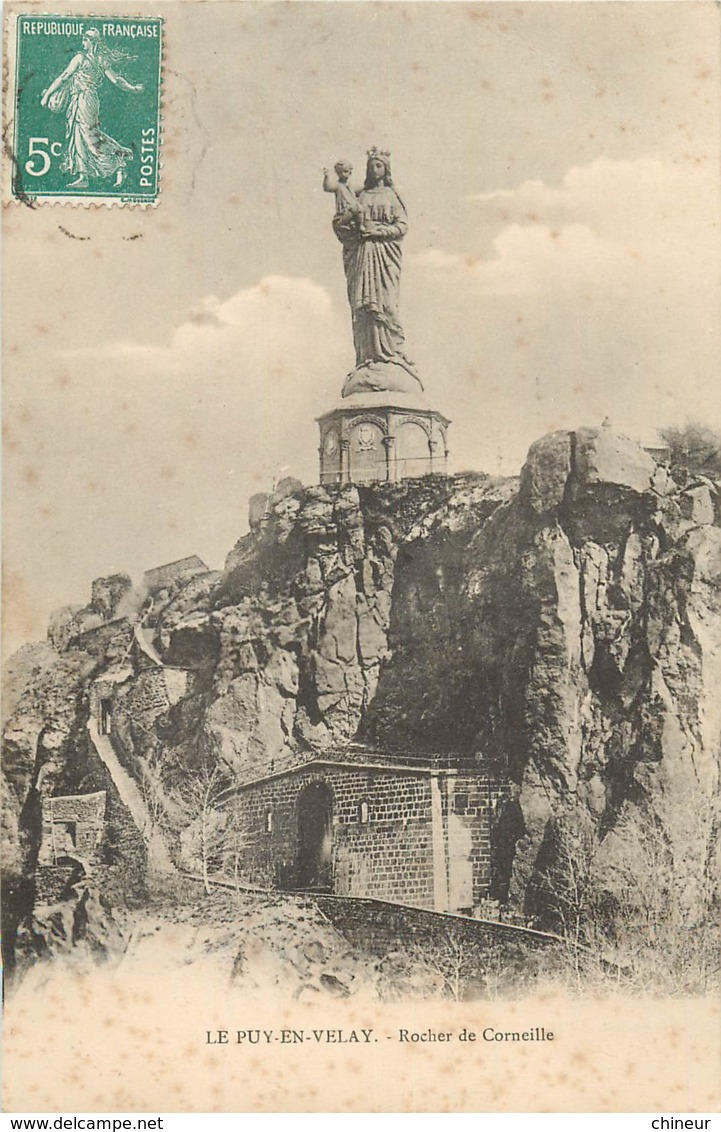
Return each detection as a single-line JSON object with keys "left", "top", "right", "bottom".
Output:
{"left": 206, "top": 1026, "right": 554, "bottom": 1045}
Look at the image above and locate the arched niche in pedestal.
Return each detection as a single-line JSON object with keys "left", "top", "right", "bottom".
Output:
{"left": 349, "top": 420, "right": 385, "bottom": 483}
{"left": 396, "top": 420, "right": 432, "bottom": 478}
{"left": 320, "top": 426, "right": 341, "bottom": 485}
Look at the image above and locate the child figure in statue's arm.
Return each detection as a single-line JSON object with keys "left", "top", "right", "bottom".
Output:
{"left": 323, "top": 160, "right": 364, "bottom": 232}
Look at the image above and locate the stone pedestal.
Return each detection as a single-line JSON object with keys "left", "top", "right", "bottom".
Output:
{"left": 317, "top": 390, "right": 450, "bottom": 486}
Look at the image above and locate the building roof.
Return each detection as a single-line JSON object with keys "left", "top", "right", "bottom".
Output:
{"left": 143, "top": 555, "right": 209, "bottom": 591}
{"left": 223, "top": 749, "right": 496, "bottom": 799}
{"left": 46, "top": 791, "right": 106, "bottom": 823}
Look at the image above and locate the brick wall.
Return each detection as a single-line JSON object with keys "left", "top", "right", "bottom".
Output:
{"left": 35, "top": 865, "right": 77, "bottom": 903}
{"left": 225, "top": 762, "right": 510, "bottom": 912}
{"left": 123, "top": 669, "right": 171, "bottom": 716}
{"left": 108, "top": 668, "right": 190, "bottom": 734}
{"left": 441, "top": 774, "right": 512, "bottom": 909}
{"left": 72, "top": 756, "right": 149, "bottom": 905}
{"left": 334, "top": 771, "right": 435, "bottom": 906}
{"left": 314, "top": 894, "right": 555, "bottom": 958}
{"left": 164, "top": 668, "right": 189, "bottom": 705}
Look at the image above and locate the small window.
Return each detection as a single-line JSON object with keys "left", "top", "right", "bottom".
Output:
{"left": 455, "top": 792, "right": 469, "bottom": 814}
{"left": 359, "top": 800, "right": 370, "bottom": 824}
{"left": 54, "top": 821, "right": 77, "bottom": 860}
{"left": 265, "top": 810, "right": 273, "bottom": 833}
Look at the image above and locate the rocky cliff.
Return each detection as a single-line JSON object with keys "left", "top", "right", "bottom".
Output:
{"left": 4, "top": 425, "right": 720, "bottom": 956}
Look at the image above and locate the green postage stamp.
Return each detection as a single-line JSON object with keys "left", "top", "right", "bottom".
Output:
{"left": 7, "top": 14, "right": 163, "bottom": 205}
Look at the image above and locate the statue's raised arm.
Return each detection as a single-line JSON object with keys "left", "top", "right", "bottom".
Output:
{"left": 323, "top": 159, "right": 362, "bottom": 227}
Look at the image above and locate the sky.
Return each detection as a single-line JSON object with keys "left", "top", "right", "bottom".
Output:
{"left": 4, "top": 0, "right": 721, "bottom": 655}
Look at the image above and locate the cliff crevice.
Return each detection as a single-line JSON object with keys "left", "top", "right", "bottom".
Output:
{"left": 4, "top": 425, "right": 720, "bottom": 944}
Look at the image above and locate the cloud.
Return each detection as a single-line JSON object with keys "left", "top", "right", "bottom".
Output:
{"left": 415, "top": 157, "right": 719, "bottom": 297}
{"left": 414, "top": 222, "right": 632, "bottom": 296}
{"left": 59, "top": 274, "right": 349, "bottom": 475}
{"left": 4, "top": 275, "right": 350, "bottom": 633}
{"left": 468, "top": 156, "right": 716, "bottom": 234}
{"left": 403, "top": 156, "right": 720, "bottom": 473}
{"left": 8, "top": 161, "right": 719, "bottom": 652}
{"left": 70, "top": 274, "right": 345, "bottom": 374}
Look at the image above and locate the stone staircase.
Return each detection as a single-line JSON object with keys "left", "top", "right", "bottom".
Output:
{"left": 87, "top": 716, "right": 176, "bottom": 873}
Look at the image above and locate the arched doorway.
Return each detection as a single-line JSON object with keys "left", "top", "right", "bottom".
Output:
{"left": 396, "top": 421, "right": 431, "bottom": 478}
{"left": 296, "top": 782, "right": 333, "bottom": 891}
{"left": 55, "top": 854, "right": 88, "bottom": 893}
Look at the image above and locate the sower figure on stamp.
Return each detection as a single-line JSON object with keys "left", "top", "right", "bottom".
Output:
{"left": 40, "top": 28, "right": 143, "bottom": 189}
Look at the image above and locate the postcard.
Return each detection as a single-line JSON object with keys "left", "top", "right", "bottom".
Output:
{"left": 2, "top": 0, "right": 720, "bottom": 1114}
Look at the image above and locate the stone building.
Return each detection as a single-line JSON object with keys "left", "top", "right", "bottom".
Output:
{"left": 223, "top": 750, "right": 509, "bottom": 913}
{"left": 38, "top": 790, "right": 106, "bottom": 867}
{"left": 143, "top": 555, "right": 210, "bottom": 595}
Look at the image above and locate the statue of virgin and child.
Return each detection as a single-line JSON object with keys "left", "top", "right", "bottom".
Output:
{"left": 323, "top": 149, "right": 424, "bottom": 398}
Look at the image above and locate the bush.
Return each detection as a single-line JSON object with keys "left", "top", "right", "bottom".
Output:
{"left": 661, "top": 421, "right": 721, "bottom": 482}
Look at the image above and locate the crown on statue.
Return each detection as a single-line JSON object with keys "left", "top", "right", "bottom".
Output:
{"left": 367, "top": 147, "right": 391, "bottom": 161}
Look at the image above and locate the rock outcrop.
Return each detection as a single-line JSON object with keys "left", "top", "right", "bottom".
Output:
{"left": 3, "top": 424, "right": 720, "bottom": 945}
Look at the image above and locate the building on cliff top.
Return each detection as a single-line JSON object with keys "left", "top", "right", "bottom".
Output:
{"left": 143, "top": 555, "right": 209, "bottom": 594}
